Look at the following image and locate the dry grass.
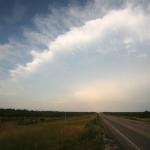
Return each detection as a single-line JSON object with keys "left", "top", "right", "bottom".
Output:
{"left": 0, "top": 115, "right": 94, "bottom": 150}
{"left": 0, "top": 114, "right": 121, "bottom": 150}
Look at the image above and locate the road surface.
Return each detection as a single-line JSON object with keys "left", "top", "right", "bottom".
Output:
{"left": 101, "top": 114, "right": 150, "bottom": 150}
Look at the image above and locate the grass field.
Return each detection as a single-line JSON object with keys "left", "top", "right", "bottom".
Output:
{"left": 103, "top": 111, "right": 150, "bottom": 122}
{"left": 0, "top": 113, "right": 121, "bottom": 150}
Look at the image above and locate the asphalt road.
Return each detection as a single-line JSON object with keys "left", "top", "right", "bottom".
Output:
{"left": 101, "top": 115, "right": 150, "bottom": 150}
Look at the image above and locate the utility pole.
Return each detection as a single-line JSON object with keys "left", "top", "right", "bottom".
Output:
{"left": 65, "top": 112, "right": 66, "bottom": 121}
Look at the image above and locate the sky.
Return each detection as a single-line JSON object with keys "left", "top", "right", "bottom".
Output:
{"left": 0, "top": 0, "right": 150, "bottom": 112}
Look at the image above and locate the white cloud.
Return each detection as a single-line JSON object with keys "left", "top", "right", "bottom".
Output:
{"left": 74, "top": 81, "right": 122, "bottom": 102}
{"left": 136, "top": 53, "right": 148, "bottom": 58}
{"left": 0, "top": 44, "right": 12, "bottom": 60}
{"left": 10, "top": 6, "right": 150, "bottom": 79}
{"left": 0, "top": 79, "right": 23, "bottom": 97}
{"left": 71, "top": 73, "right": 150, "bottom": 111}
{"left": 1, "top": 0, "right": 150, "bottom": 111}
{"left": 10, "top": 50, "right": 53, "bottom": 78}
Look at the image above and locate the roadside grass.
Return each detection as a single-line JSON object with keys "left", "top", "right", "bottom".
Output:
{"left": 104, "top": 112, "right": 150, "bottom": 119}
{"left": 79, "top": 115, "right": 121, "bottom": 150}
{"left": 103, "top": 112, "right": 150, "bottom": 123}
{"left": 0, "top": 114, "right": 120, "bottom": 150}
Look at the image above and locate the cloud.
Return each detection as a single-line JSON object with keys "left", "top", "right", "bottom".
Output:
{"left": 136, "top": 53, "right": 148, "bottom": 58}
{"left": 0, "top": 0, "right": 150, "bottom": 111}
{"left": 5, "top": 1, "right": 27, "bottom": 24}
{"left": 74, "top": 81, "right": 122, "bottom": 102}
{"left": 0, "top": 38, "right": 32, "bottom": 79}
{"left": 71, "top": 73, "right": 150, "bottom": 111}
{"left": 1, "top": 70, "right": 150, "bottom": 111}
{"left": 9, "top": 5, "right": 150, "bottom": 79}
{"left": 0, "top": 79, "right": 23, "bottom": 97}
{"left": 10, "top": 50, "right": 53, "bottom": 78}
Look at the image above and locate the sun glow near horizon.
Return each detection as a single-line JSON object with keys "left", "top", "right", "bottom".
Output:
{"left": 0, "top": 0, "right": 150, "bottom": 111}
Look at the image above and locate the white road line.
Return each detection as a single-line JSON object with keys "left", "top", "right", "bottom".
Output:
{"left": 110, "top": 124, "right": 141, "bottom": 150}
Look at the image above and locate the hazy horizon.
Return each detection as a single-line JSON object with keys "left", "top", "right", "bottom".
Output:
{"left": 0, "top": 0, "right": 150, "bottom": 112}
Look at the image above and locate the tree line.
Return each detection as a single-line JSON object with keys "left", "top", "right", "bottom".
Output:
{"left": 0, "top": 108, "right": 94, "bottom": 117}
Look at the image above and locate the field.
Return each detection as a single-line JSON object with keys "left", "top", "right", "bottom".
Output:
{"left": 0, "top": 110, "right": 121, "bottom": 150}
{"left": 103, "top": 111, "right": 150, "bottom": 122}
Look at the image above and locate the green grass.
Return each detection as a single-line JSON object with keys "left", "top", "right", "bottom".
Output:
{"left": 0, "top": 114, "right": 120, "bottom": 150}
{"left": 103, "top": 111, "right": 150, "bottom": 122}
{"left": 103, "top": 111, "right": 150, "bottom": 118}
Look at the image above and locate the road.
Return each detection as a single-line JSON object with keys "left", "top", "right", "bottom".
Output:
{"left": 101, "top": 114, "right": 150, "bottom": 150}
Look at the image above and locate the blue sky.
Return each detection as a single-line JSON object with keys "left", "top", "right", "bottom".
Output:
{"left": 0, "top": 0, "right": 150, "bottom": 111}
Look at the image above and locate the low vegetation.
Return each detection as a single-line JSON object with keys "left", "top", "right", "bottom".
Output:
{"left": 103, "top": 111, "right": 150, "bottom": 118}
{"left": 103, "top": 111, "right": 150, "bottom": 121}
{"left": 0, "top": 109, "right": 121, "bottom": 150}
{"left": 0, "top": 108, "right": 94, "bottom": 118}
